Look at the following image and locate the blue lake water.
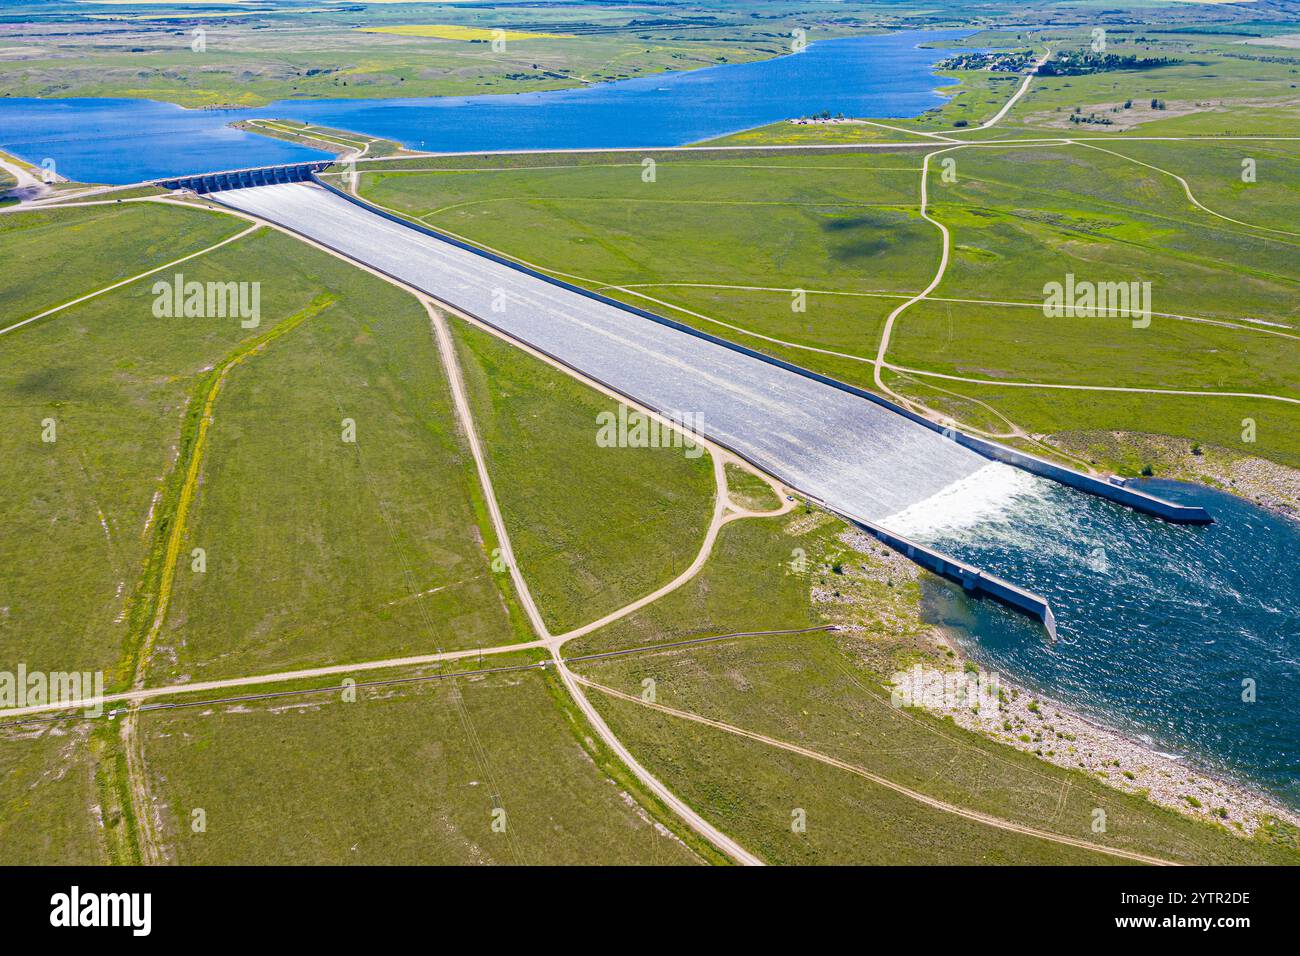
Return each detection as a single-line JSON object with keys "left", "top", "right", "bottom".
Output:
{"left": 0, "top": 30, "right": 972, "bottom": 184}
{"left": 919, "top": 478, "right": 1300, "bottom": 810}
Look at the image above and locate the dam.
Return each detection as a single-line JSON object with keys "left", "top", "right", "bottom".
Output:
{"left": 210, "top": 180, "right": 1203, "bottom": 634}
{"left": 197, "top": 179, "right": 1300, "bottom": 805}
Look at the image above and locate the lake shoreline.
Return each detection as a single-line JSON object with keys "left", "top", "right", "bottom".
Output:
{"left": 0, "top": 30, "right": 976, "bottom": 184}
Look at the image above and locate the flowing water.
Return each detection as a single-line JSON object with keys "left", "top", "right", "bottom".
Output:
{"left": 904, "top": 475, "right": 1300, "bottom": 809}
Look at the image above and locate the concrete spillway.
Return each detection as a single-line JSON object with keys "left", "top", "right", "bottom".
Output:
{"left": 210, "top": 179, "right": 1211, "bottom": 636}
{"left": 216, "top": 182, "right": 998, "bottom": 524}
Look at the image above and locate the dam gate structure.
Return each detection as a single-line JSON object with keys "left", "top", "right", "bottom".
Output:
{"left": 156, "top": 162, "right": 331, "bottom": 195}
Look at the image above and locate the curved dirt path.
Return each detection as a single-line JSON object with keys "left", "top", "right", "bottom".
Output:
{"left": 1075, "top": 140, "right": 1300, "bottom": 240}
{"left": 425, "top": 298, "right": 772, "bottom": 865}
{"left": 574, "top": 675, "right": 1179, "bottom": 867}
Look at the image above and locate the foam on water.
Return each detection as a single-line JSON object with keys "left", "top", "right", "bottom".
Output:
{"left": 879, "top": 461, "right": 1041, "bottom": 539}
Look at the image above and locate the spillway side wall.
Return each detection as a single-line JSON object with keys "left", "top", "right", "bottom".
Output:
{"left": 849, "top": 517, "right": 1057, "bottom": 639}
{"left": 313, "top": 174, "right": 1210, "bottom": 526}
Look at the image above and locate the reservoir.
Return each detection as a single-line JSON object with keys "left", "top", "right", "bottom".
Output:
{"left": 0, "top": 30, "right": 973, "bottom": 184}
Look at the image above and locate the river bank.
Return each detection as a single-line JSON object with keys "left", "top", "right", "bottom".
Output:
{"left": 823, "top": 526, "right": 1300, "bottom": 842}
{"left": 1047, "top": 430, "right": 1300, "bottom": 521}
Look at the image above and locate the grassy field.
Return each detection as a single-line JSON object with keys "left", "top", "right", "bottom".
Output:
{"left": 724, "top": 462, "right": 782, "bottom": 511}
{"left": 151, "top": 236, "right": 526, "bottom": 685}
{"left": 569, "top": 509, "right": 1300, "bottom": 865}
{"left": 359, "top": 156, "right": 930, "bottom": 294}
{"left": 0, "top": 720, "right": 101, "bottom": 864}
{"left": 586, "top": 690, "right": 1122, "bottom": 864}
{"left": 352, "top": 132, "right": 1300, "bottom": 475}
{"left": 140, "top": 661, "right": 701, "bottom": 864}
{"left": 564, "top": 506, "right": 832, "bottom": 658}
{"left": 579, "top": 646, "right": 1297, "bottom": 865}
{"left": 0, "top": 202, "right": 243, "bottom": 329}
{"left": 451, "top": 318, "right": 717, "bottom": 634}
{"left": 0, "top": 205, "right": 278, "bottom": 681}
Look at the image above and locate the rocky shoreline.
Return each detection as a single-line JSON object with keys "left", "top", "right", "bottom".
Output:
{"left": 937, "top": 647, "right": 1300, "bottom": 838}
{"left": 825, "top": 527, "right": 1299, "bottom": 841}
{"left": 1046, "top": 430, "right": 1300, "bottom": 521}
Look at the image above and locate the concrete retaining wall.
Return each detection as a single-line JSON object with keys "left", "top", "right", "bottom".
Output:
{"left": 849, "top": 516, "right": 1057, "bottom": 639}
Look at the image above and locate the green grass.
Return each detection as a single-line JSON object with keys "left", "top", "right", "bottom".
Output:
{"left": 1095, "top": 138, "right": 1300, "bottom": 231}
{"left": 0, "top": 202, "right": 243, "bottom": 328}
{"left": 151, "top": 243, "right": 525, "bottom": 684}
{"left": 0, "top": 213, "right": 299, "bottom": 681}
{"left": 0, "top": 721, "right": 102, "bottom": 864}
{"left": 887, "top": 369, "right": 1300, "bottom": 472}
{"left": 565, "top": 509, "right": 828, "bottom": 658}
{"left": 579, "top": 634, "right": 1298, "bottom": 865}
{"left": 724, "top": 463, "right": 781, "bottom": 511}
{"left": 141, "top": 663, "right": 701, "bottom": 864}
{"left": 451, "top": 318, "right": 717, "bottom": 634}
{"left": 360, "top": 157, "right": 932, "bottom": 296}
{"left": 355, "top": 141, "right": 1300, "bottom": 477}
{"left": 588, "top": 689, "right": 1126, "bottom": 864}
